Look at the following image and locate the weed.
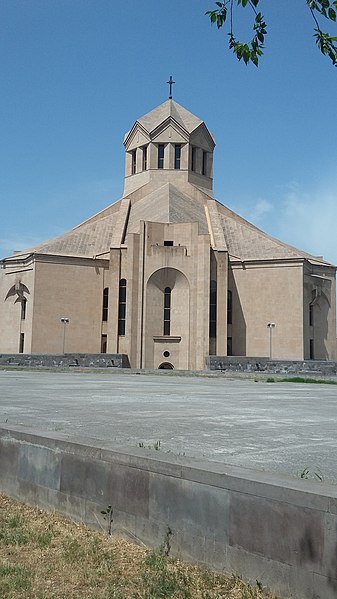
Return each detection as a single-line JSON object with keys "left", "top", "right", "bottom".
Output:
{"left": 35, "top": 530, "right": 53, "bottom": 550}
{"left": 0, "top": 564, "right": 32, "bottom": 591}
{"left": 62, "top": 537, "right": 84, "bottom": 563}
{"left": 100, "top": 504, "right": 113, "bottom": 535}
{"left": 0, "top": 515, "right": 29, "bottom": 546}
{"left": 265, "top": 376, "right": 337, "bottom": 385}
{"left": 298, "top": 467, "right": 323, "bottom": 481}
{"left": 143, "top": 545, "right": 192, "bottom": 598}
{"left": 138, "top": 440, "right": 161, "bottom": 450}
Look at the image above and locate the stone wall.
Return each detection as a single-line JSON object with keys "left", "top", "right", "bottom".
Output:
{"left": 1, "top": 425, "right": 337, "bottom": 599}
{"left": 206, "top": 356, "right": 337, "bottom": 376}
{"left": 0, "top": 353, "right": 130, "bottom": 368}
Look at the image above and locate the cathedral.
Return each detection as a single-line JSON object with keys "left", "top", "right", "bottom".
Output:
{"left": 1, "top": 98, "right": 336, "bottom": 368}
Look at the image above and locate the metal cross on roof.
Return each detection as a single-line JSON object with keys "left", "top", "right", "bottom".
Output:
{"left": 167, "top": 75, "right": 175, "bottom": 99}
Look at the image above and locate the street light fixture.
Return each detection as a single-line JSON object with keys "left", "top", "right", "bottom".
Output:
{"left": 60, "top": 317, "right": 70, "bottom": 354}
{"left": 267, "top": 322, "right": 276, "bottom": 359}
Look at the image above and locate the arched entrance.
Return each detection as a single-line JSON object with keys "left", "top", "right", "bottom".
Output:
{"left": 158, "top": 362, "right": 174, "bottom": 370}
{"left": 145, "top": 267, "right": 190, "bottom": 370}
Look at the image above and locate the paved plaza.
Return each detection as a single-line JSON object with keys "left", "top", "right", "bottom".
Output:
{"left": 1, "top": 369, "right": 337, "bottom": 484}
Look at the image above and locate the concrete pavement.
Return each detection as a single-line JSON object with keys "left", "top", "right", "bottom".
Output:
{"left": 1, "top": 369, "right": 337, "bottom": 483}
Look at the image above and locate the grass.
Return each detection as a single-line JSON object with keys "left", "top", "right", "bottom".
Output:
{"left": 0, "top": 493, "right": 282, "bottom": 599}
{"left": 266, "top": 376, "right": 337, "bottom": 384}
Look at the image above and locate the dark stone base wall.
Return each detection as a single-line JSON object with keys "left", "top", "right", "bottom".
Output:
{"left": 0, "top": 353, "right": 130, "bottom": 369}
{"left": 206, "top": 356, "right": 337, "bottom": 376}
{"left": 1, "top": 425, "right": 337, "bottom": 599}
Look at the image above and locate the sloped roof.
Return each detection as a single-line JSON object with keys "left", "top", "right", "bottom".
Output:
{"left": 4, "top": 190, "right": 332, "bottom": 266}
{"left": 137, "top": 99, "right": 203, "bottom": 134}
{"left": 126, "top": 183, "right": 209, "bottom": 236}
{"left": 10, "top": 202, "right": 120, "bottom": 259}
{"left": 217, "top": 202, "right": 330, "bottom": 265}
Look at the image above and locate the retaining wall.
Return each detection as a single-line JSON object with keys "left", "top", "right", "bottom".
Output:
{"left": 0, "top": 353, "right": 130, "bottom": 368}
{"left": 206, "top": 356, "right": 337, "bottom": 376}
{"left": 1, "top": 426, "right": 337, "bottom": 598}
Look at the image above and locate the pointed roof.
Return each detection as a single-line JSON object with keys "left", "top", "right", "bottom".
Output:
{"left": 137, "top": 99, "right": 204, "bottom": 135}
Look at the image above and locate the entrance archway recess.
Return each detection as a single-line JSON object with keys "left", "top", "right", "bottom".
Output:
{"left": 158, "top": 362, "right": 174, "bottom": 369}
{"left": 145, "top": 267, "right": 190, "bottom": 369}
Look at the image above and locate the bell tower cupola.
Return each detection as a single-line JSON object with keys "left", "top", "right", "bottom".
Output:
{"left": 123, "top": 99, "right": 215, "bottom": 196}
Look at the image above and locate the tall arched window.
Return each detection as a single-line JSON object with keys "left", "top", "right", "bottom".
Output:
{"left": 102, "top": 288, "right": 109, "bottom": 322}
{"left": 118, "top": 279, "right": 127, "bottom": 336}
{"left": 209, "top": 280, "right": 217, "bottom": 338}
{"left": 163, "top": 287, "right": 171, "bottom": 335}
{"left": 227, "top": 290, "right": 232, "bottom": 325}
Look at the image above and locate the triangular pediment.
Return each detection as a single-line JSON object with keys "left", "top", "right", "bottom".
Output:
{"left": 124, "top": 122, "right": 150, "bottom": 150}
{"left": 189, "top": 123, "right": 215, "bottom": 152}
{"left": 151, "top": 119, "right": 189, "bottom": 143}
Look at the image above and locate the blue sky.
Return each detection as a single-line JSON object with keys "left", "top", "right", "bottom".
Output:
{"left": 1, "top": 0, "right": 336, "bottom": 265}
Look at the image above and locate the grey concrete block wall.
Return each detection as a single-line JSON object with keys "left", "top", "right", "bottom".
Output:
{"left": 1, "top": 425, "right": 337, "bottom": 599}
{"left": 0, "top": 353, "right": 130, "bottom": 368}
{"left": 206, "top": 356, "right": 337, "bottom": 376}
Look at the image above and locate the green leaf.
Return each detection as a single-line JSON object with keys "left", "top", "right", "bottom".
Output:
{"left": 328, "top": 7, "right": 336, "bottom": 20}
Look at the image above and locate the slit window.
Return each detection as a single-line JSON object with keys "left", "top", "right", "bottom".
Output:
{"left": 164, "top": 240, "right": 173, "bottom": 246}
{"left": 202, "top": 151, "right": 207, "bottom": 176}
{"left": 131, "top": 149, "right": 136, "bottom": 175}
{"left": 209, "top": 280, "right": 217, "bottom": 339}
{"left": 19, "top": 333, "right": 24, "bottom": 354}
{"left": 142, "top": 146, "right": 147, "bottom": 171}
{"left": 158, "top": 144, "right": 164, "bottom": 169}
{"left": 102, "top": 287, "right": 109, "bottom": 322}
{"left": 101, "top": 335, "right": 107, "bottom": 353}
{"left": 227, "top": 290, "right": 232, "bottom": 325}
{"left": 118, "top": 279, "right": 127, "bottom": 336}
{"left": 309, "top": 304, "right": 313, "bottom": 326}
{"left": 21, "top": 298, "right": 27, "bottom": 320}
{"left": 191, "top": 147, "right": 196, "bottom": 172}
{"left": 310, "top": 339, "right": 314, "bottom": 359}
{"left": 163, "top": 287, "right": 171, "bottom": 336}
{"left": 174, "top": 144, "right": 181, "bottom": 170}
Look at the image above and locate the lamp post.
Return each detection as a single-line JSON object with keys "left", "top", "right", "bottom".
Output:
{"left": 267, "top": 322, "right": 276, "bottom": 359}
{"left": 60, "top": 317, "right": 69, "bottom": 354}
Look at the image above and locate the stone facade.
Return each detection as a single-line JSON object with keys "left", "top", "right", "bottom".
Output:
{"left": 1, "top": 99, "right": 336, "bottom": 367}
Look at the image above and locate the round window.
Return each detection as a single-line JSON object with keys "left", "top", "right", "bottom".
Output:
{"left": 163, "top": 351, "right": 170, "bottom": 358}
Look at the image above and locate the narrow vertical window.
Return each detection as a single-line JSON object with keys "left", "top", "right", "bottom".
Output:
{"left": 174, "top": 144, "right": 181, "bottom": 169}
{"left": 142, "top": 145, "right": 147, "bottom": 171}
{"left": 163, "top": 287, "right": 171, "bottom": 335}
{"left": 202, "top": 151, "right": 207, "bottom": 176}
{"left": 102, "top": 288, "right": 109, "bottom": 322}
{"left": 118, "top": 279, "right": 127, "bottom": 336}
{"left": 309, "top": 304, "right": 313, "bottom": 326}
{"left": 191, "top": 147, "right": 196, "bottom": 172}
{"left": 310, "top": 339, "right": 314, "bottom": 360}
{"left": 227, "top": 337, "right": 233, "bottom": 356}
{"left": 101, "top": 334, "right": 107, "bottom": 353}
{"left": 227, "top": 290, "right": 232, "bottom": 325}
{"left": 209, "top": 280, "right": 217, "bottom": 338}
{"left": 21, "top": 298, "right": 27, "bottom": 320}
{"left": 19, "top": 333, "right": 24, "bottom": 354}
{"left": 131, "top": 149, "right": 136, "bottom": 175}
{"left": 158, "top": 144, "right": 164, "bottom": 169}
